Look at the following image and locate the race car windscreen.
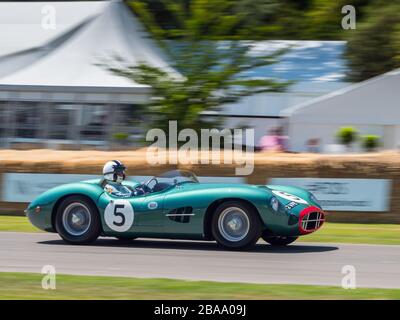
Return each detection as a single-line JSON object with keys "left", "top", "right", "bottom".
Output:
{"left": 155, "top": 170, "right": 199, "bottom": 185}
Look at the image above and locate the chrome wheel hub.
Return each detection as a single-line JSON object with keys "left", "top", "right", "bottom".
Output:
{"left": 62, "top": 203, "right": 91, "bottom": 236}
{"left": 71, "top": 212, "right": 84, "bottom": 225}
{"left": 227, "top": 218, "right": 242, "bottom": 231}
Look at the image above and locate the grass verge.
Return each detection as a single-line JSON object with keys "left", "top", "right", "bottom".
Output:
{"left": 0, "top": 215, "right": 39, "bottom": 233}
{"left": 0, "top": 216, "right": 399, "bottom": 245}
{"left": 302, "top": 222, "right": 400, "bottom": 245}
{"left": 0, "top": 272, "right": 399, "bottom": 299}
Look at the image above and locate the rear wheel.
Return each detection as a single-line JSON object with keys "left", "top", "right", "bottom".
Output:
{"left": 262, "top": 234, "right": 298, "bottom": 246}
{"left": 55, "top": 195, "right": 101, "bottom": 244}
{"left": 212, "top": 201, "right": 261, "bottom": 250}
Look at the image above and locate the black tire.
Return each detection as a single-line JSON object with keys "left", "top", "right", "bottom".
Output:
{"left": 211, "top": 201, "right": 261, "bottom": 250}
{"left": 55, "top": 195, "right": 101, "bottom": 244}
{"left": 262, "top": 234, "right": 298, "bottom": 246}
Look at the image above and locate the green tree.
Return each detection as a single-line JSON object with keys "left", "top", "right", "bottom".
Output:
{"left": 113, "top": 0, "right": 289, "bottom": 134}
{"left": 128, "top": 0, "right": 285, "bottom": 40}
{"left": 345, "top": 2, "right": 400, "bottom": 82}
{"left": 126, "top": 0, "right": 376, "bottom": 40}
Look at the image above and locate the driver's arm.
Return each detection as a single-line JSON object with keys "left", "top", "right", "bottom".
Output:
{"left": 105, "top": 183, "right": 131, "bottom": 197}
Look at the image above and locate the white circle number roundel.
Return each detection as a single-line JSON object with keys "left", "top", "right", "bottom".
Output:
{"left": 104, "top": 199, "right": 134, "bottom": 232}
{"left": 272, "top": 190, "right": 309, "bottom": 204}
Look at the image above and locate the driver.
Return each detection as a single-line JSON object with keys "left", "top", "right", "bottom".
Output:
{"left": 102, "top": 160, "right": 132, "bottom": 197}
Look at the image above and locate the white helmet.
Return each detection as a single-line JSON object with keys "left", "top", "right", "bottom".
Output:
{"left": 103, "top": 160, "right": 126, "bottom": 183}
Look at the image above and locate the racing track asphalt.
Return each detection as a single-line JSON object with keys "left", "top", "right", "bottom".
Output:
{"left": 1, "top": 232, "right": 399, "bottom": 289}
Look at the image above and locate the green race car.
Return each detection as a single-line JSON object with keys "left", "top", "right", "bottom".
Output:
{"left": 26, "top": 170, "right": 325, "bottom": 250}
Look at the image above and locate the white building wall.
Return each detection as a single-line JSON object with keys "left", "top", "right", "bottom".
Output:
{"left": 288, "top": 122, "right": 387, "bottom": 152}
{"left": 223, "top": 117, "right": 283, "bottom": 147}
{"left": 220, "top": 81, "right": 349, "bottom": 148}
{"left": 284, "top": 70, "right": 400, "bottom": 152}
{"left": 392, "top": 126, "right": 400, "bottom": 150}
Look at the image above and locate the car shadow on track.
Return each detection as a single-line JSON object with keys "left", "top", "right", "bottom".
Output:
{"left": 39, "top": 238, "right": 338, "bottom": 254}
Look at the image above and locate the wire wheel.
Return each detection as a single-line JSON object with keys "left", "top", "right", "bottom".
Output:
{"left": 62, "top": 202, "right": 92, "bottom": 237}
{"left": 212, "top": 201, "right": 261, "bottom": 250}
{"left": 217, "top": 207, "right": 250, "bottom": 242}
{"left": 56, "top": 195, "right": 101, "bottom": 244}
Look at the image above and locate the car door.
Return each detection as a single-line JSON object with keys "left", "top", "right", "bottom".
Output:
{"left": 134, "top": 192, "right": 165, "bottom": 231}
{"left": 97, "top": 192, "right": 165, "bottom": 236}
{"left": 162, "top": 185, "right": 204, "bottom": 237}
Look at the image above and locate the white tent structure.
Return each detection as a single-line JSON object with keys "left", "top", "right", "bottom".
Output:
{"left": 282, "top": 69, "right": 400, "bottom": 152}
{"left": 0, "top": 0, "right": 175, "bottom": 100}
{"left": 0, "top": 0, "right": 174, "bottom": 148}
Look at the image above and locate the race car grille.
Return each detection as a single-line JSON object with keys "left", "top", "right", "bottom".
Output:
{"left": 300, "top": 211, "right": 325, "bottom": 232}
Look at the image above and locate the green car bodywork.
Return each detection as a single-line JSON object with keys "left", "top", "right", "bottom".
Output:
{"left": 26, "top": 174, "right": 325, "bottom": 241}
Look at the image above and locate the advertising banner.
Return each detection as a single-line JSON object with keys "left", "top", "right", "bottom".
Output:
{"left": 268, "top": 178, "right": 392, "bottom": 212}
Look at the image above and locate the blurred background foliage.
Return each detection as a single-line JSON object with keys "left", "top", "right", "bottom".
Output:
{"left": 345, "top": 1, "right": 400, "bottom": 81}
{"left": 127, "top": 0, "right": 372, "bottom": 40}
{"left": 127, "top": 0, "right": 400, "bottom": 82}
{"left": 110, "top": 40, "right": 290, "bottom": 134}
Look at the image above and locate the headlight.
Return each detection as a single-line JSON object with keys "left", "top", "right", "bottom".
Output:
{"left": 270, "top": 197, "right": 279, "bottom": 211}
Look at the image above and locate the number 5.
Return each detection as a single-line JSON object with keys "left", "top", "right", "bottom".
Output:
{"left": 113, "top": 204, "right": 125, "bottom": 227}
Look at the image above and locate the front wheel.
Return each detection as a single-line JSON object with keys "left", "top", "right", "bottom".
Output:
{"left": 262, "top": 235, "right": 298, "bottom": 246}
{"left": 55, "top": 195, "right": 101, "bottom": 244}
{"left": 212, "top": 201, "right": 261, "bottom": 250}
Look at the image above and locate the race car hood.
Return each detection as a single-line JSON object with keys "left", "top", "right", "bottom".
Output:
{"left": 261, "top": 184, "right": 322, "bottom": 210}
